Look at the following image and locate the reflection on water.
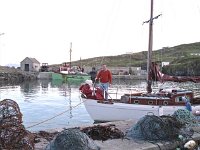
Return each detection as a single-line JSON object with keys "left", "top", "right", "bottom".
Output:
{"left": 0, "top": 79, "right": 93, "bottom": 131}
{"left": 0, "top": 79, "right": 200, "bottom": 131}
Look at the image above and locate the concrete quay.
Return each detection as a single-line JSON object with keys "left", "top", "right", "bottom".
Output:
{"left": 34, "top": 119, "right": 200, "bottom": 150}
{"left": 112, "top": 75, "right": 146, "bottom": 80}
{"left": 37, "top": 72, "right": 52, "bottom": 79}
{"left": 37, "top": 72, "right": 147, "bottom": 80}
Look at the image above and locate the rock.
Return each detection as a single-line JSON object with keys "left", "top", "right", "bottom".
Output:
{"left": 0, "top": 66, "right": 38, "bottom": 83}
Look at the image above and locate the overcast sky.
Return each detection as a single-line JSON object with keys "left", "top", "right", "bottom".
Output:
{"left": 0, "top": 0, "right": 200, "bottom": 66}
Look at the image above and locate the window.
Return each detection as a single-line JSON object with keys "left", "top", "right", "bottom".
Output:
{"left": 134, "top": 100, "right": 139, "bottom": 104}
{"left": 175, "top": 96, "right": 189, "bottom": 102}
{"left": 148, "top": 101, "right": 153, "bottom": 105}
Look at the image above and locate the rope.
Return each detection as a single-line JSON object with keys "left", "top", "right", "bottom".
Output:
{"left": 147, "top": 140, "right": 162, "bottom": 150}
{"left": 26, "top": 98, "right": 87, "bottom": 129}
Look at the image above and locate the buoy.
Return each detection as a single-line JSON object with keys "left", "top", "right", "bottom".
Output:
{"left": 184, "top": 140, "right": 196, "bottom": 149}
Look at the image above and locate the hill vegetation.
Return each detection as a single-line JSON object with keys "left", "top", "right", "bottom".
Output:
{"left": 70, "top": 42, "right": 200, "bottom": 66}
{"left": 52, "top": 42, "right": 200, "bottom": 75}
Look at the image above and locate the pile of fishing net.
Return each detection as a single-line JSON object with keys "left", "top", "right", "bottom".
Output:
{"left": 172, "top": 109, "right": 199, "bottom": 127}
{"left": 0, "top": 99, "right": 35, "bottom": 149}
{"left": 81, "top": 124, "right": 124, "bottom": 141}
{"left": 126, "top": 109, "right": 198, "bottom": 141}
{"left": 45, "top": 128, "right": 100, "bottom": 150}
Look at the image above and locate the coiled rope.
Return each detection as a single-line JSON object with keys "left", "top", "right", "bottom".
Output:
{"left": 26, "top": 97, "right": 87, "bottom": 129}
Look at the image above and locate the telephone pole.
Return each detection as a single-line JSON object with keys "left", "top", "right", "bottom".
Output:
{"left": 69, "top": 42, "right": 72, "bottom": 69}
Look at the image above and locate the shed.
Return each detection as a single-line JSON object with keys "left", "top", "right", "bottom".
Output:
{"left": 20, "top": 57, "right": 40, "bottom": 72}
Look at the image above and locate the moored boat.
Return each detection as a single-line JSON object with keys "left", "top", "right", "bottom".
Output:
{"left": 79, "top": 0, "right": 200, "bottom": 122}
{"left": 80, "top": 86, "right": 200, "bottom": 122}
{"left": 52, "top": 63, "right": 90, "bottom": 83}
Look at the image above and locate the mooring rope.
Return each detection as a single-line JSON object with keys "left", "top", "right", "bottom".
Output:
{"left": 26, "top": 97, "right": 87, "bottom": 129}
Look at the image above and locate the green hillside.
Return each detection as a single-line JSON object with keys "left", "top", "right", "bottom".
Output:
{"left": 51, "top": 42, "right": 200, "bottom": 75}
{"left": 71, "top": 42, "right": 200, "bottom": 67}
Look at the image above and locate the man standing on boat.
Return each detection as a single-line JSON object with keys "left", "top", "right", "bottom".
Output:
{"left": 95, "top": 64, "right": 112, "bottom": 101}
{"left": 89, "top": 67, "right": 97, "bottom": 83}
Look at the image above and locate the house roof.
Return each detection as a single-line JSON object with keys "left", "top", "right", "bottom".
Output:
{"left": 21, "top": 57, "right": 40, "bottom": 64}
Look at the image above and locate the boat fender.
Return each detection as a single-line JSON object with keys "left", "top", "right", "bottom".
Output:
{"left": 183, "top": 97, "right": 192, "bottom": 111}
{"left": 184, "top": 140, "right": 196, "bottom": 149}
{"left": 185, "top": 101, "right": 192, "bottom": 112}
{"left": 194, "top": 110, "right": 200, "bottom": 115}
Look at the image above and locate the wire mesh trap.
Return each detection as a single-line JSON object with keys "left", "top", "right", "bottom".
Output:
{"left": 0, "top": 99, "right": 35, "bottom": 150}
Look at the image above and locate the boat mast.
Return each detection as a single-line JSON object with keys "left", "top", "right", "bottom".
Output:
{"left": 146, "top": 0, "right": 154, "bottom": 93}
{"left": 146, "top": 0, "right": 162, "bottom": 93}
{"left": 69, "top": 42, "right": 72, "bottom": 69}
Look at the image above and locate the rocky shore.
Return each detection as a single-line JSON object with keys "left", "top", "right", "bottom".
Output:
{"left": 0, "top": 66, "right": 38, "bottom": 84}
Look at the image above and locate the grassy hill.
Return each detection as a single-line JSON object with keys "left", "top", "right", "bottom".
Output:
{"left": 69, "top": 42, "right": 200, "bottom": 68}
{"left": 50, "top": 42, "right": 200, "bottom": 75}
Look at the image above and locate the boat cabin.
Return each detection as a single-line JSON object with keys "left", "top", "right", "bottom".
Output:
{"left": 121, "top": 89, "right": 194, "bottom": 106}
{"left": 60, "top": 62, "right": 70, "bottom": 71}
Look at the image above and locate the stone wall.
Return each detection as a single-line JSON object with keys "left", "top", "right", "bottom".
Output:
{"left": 0, "top": 66, "right": 38, "bottom": 84}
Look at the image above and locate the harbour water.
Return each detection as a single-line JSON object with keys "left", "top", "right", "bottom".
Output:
{"left": 0, "top": 79, "right": 200, "bottom": 132}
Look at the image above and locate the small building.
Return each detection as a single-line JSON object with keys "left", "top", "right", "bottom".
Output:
{"left": 20, "top": 57, "right": 40, "bottom": 72}
{"left": 162, "top": 62, "right": 170, "bottom": 67}
{"left": 109, "top": 67, "right": 142, "bottom": 75}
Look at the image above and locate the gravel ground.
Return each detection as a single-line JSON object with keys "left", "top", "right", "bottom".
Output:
{"left": 33, "top": 120, "right": 200, "bottom": 150}
{"left": 34, "top": 120, "right": 137, "bottom": 150}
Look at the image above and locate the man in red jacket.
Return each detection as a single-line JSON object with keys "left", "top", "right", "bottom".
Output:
{"left": 95, "top": 64, "right": 112, "bottom": 101}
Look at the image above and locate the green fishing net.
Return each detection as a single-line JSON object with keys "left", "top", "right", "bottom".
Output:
{"left": 172, "top": 109, "right": 199, "bottom": 127}
{"left": 126, "top": 114, "right": 184, "bottom": 141}
{"left": 125, "top": 109, "right": 200, "bottom": 141}
{"left": 45, "top": 128, "right": 100, "bottom": 150}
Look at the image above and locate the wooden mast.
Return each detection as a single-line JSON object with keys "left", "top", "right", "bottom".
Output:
{"left": 147, "top": 0, "right": 153, "bottom": 93}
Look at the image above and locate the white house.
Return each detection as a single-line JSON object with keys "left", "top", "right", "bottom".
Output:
{"left": 20, "top": 57, "right": 40, "bottom": 72}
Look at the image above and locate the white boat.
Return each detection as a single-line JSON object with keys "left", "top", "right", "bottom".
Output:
{"left": 81, "top": 87, "right": 200, "bottom": 122}
{"left": 79, "top": 0, "right": 200, "bottom": 122}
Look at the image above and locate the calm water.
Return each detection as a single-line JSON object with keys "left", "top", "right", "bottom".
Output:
{"left": 0, "top": 79, "right": 200, "bottom": 132}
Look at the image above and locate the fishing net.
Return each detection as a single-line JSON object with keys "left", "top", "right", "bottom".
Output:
{"left": 125, "top": 114, "right": 185, "bottom": 141}
{"left": 81, "top": 124, "right": 124, "bottom": 141}
{"left": 172, "top": 109, "right": 199, "bottom": 127}
{"left": 45, "top": 128, "right": 100, "bottom": 150}
{"left": 0, "top": 99, "right": 35, "bottom": 149}
{"left": 172, "top": 109, "right": 200, "bottom": 139}
{"left": 126, "top": 109, "right": 200, "bottom": 142}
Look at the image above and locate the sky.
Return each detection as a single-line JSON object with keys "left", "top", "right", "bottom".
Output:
{"left": 0, "top": 0, "right": 200, "bottom": 66}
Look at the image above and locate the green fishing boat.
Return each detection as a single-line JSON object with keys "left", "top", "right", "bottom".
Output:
{"left": 51, "top": 42, "right": 91, "bottom": 84}
{"left": 51, "top": 72, "right": 90, "bottom": 83}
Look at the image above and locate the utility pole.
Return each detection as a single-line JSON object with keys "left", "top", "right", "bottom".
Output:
{"left": 69, "top": 42, "right": 72, "bottom": 69}
{"left": 80, "top": 57, "right": 82, "bottom": 68}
